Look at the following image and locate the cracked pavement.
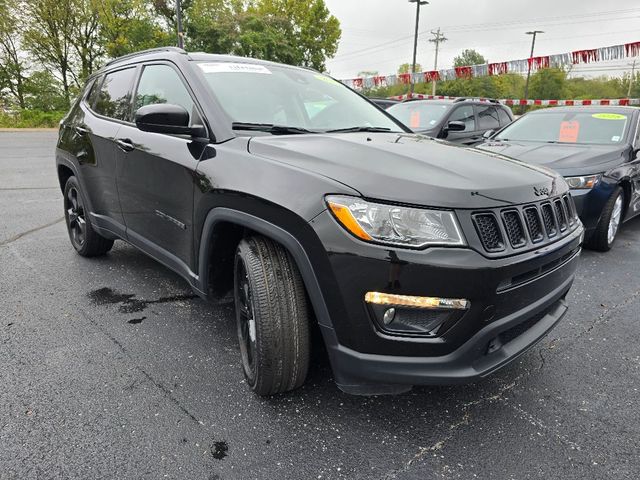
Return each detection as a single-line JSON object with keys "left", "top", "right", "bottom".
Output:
{"left": 1, "top": 131, "right": 639, "bottom": 479}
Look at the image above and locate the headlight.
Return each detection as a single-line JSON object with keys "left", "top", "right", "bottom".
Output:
{"left": 326, "top": 195, "right": 466, "bottom": 248}
{"left": 564, "top": 174, "right": 601, "bottom": 190}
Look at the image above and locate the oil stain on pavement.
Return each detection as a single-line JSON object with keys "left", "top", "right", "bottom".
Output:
{"left": 210, "top": 441, "right": 229, "bottom": 460}
{"left": 88, "top": 287, "right": 197, "bottom": 313}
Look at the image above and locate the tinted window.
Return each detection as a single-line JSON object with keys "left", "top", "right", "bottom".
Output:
{"left": 497, "top": 107, "right": 512, "bottom": 126}
{"left": 449, "top": 105, "right": 475, "bottom": 131}
{"left": 94, "top": 68, "right": 136, "bottom": 120}
{"left": 387, "top": 102, "right": 451, "bottom": 130}
{"left": 476, "top": 105, "right": 500, "bottom": 130}
{"left": 85, "top": 76, "right": 102, "bottom": 108}
{"left": 134, "top": 65, "right": 195, "bottom": 124}
{"left": 197, "top": 62, "right": 401, "bottom": 132}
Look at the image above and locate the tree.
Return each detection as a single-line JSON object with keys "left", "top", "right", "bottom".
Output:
{"left": 0, "top": 0, "right": 28, "bottom": 108}
{"left": 453, "top": 49, "right": 486, "bottom": 67}
{"left": 529, "top": 68, "right": 567, "bottom": 100}
{"left": 397, "top": 63, "right": 422, "bottom": 74}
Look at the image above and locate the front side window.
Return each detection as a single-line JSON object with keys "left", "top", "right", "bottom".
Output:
{"left": 134, "top": 64, "right": 196, "bottom": 124}
{"left": 196, "top": 62, "right": 402, "bottom": 133}
{"left": 476, "top": 105, "right": 500, "bottom": 130}
{"left": 448, "top": 105, "right": 475, "bottom": 132}
{"left": 94, "top": 68, "right": 136, "bottom": 121}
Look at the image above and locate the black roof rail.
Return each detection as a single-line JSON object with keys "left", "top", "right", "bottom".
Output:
{"left": 453, "top": 97, "right": 501, "bottom": 104}
{"left": 104, "top": 47, "right": 187, "bottom": 67}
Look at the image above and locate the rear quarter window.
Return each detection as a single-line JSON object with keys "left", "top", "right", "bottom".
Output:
{"left": 497, "top": 107, "right": 512, "bottom": 126}
{"left": 85, "top": 76, "right": 103, "bottom": 109}
{"left": 94, "top": 68, "right": 137, "bottom": 121}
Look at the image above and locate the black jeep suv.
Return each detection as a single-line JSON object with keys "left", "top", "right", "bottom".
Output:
{"left": 56, "top": 47, "right": 584, "bottom": 396}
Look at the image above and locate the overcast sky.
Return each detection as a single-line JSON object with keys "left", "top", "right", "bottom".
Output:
{"left": 323, "top": 0, "right": 640, "bottom": 80}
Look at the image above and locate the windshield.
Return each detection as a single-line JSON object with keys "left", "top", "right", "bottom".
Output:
{"left": 196, "top": 62, "right": 402, "bottom": 133}
{"left": 387, "top": 102, "right": 451, "bottom": 130}
{"left": 495, "top": 110, "right": 629, "bottom": 145}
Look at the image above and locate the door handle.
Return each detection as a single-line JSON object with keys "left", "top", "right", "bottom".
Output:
{"left": 74, "top": 125, "right": 89, "bottom": 136}
{"left": 115, "top": 138, "right": 135, "bottom": 152}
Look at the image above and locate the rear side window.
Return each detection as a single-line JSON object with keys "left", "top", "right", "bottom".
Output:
{"left": 476, "top": 105, "right": 500, "bottom": 130}
{"left": 449, "top": 105, "right": 475, "bottom": 131}
{"left": 134, "top": 64, "right": 195, "bottom": 124}
{"left": 85, "top": 77, "right": 102, "bottom": 108}
{"left": 94, "top": 68, "right": 136, "bottom": 121}
{"left": 497, "top": 107, "right": 512, "bottom": 126}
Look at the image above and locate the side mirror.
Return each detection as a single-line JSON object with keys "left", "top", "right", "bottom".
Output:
{"left": 135, "top": 104, "right": 204, "bottom": 136}
{"left": 446, "top": 120, "right": 466, "bottom": 132}
{"left": 483, "top": 129, "right": 495, "bottom": 139}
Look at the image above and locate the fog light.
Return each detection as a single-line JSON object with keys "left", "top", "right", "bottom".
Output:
{"left": 365, "top": 292, "right": 470, "bottom": 310}
{"left": 383, "top": 308, "right": 396, "bottom": 325}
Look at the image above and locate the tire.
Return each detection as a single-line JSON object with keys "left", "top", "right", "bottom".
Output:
{"left": 63, "top": 176, "right": 114, "bottom": 257}
{"left": 233, "top": 236, "right": 310, "bottom": 396}
{"left": 585, "top": 186, "right": 624, "bottom": 252}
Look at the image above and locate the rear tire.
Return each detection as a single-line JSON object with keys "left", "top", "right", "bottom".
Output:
{"left": 233, "top": 236, "right": 310, "bottom": 396}
{"left": 585, "top": 186, "right": 624, "bottom": 252}
{"left": 63, "top": 176, "right": 114, "bottom": 257}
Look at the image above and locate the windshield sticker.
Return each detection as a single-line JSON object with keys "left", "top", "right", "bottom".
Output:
{"left": 198, "top": 63, "right": 272, "bottom": 74}
{"left": 314, "top": 74, "right": 339, "bottom": 85}
{"left": 559, "top": 121, "right": 580, "bottom": 143}
{"left": 592, "top": 113, "right": 627, "bottom": 120}
{"left": 612, "top": 135, "right": 621, "bottom": 142}
{"left": 410, "top": 111, "right": 421, "bottom": 128}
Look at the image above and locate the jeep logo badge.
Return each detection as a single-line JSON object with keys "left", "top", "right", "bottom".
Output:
{"left": 534, "top": 186, "right": 551, "bottom": 197}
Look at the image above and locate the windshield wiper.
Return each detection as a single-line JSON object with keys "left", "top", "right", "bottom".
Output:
{"left": 325, "top": 126, "right": 394, "bottom": 133}
{"left": 232, "top": 122, "right": 316, "bottom": 135}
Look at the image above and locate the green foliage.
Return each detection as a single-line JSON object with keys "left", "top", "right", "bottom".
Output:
{"left": 0, "top": 109, "right": 66, "bottom": 127}
{"left": 528, "top": 68, "right": 566, "bottom": 100}
{"left": 453, "top": 49, "right": 487, "bottom": 68}
{"left": 398, "top": 63, "right": 422, "bottom": 74}
{"left": 0, "top": 0, "right": 341, "bottom": 118}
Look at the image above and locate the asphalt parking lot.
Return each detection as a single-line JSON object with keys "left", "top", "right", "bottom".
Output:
{"left": 1, "top": 131, "right": 639, "bottom": 480}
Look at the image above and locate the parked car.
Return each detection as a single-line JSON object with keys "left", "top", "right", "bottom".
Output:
{"left": 369, "top": 97, "right": 399, "bottom": 110}
{"left": 387, "top": 98, "right": 514, "bottom": 145}
{"left": 478, "top": 106, "right": 640, "bottom": 251}
{"left": 56, "top": 47, "right": 583, "bottom": 396}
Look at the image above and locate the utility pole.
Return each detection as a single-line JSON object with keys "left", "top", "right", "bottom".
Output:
{"left": 523, "top": 30, "right": 543, "bottom": 108}
{"left": 176, "top": 0, "right": 185, "bottom": 49}
{"left": 628, "top": 60, "right": 637, "bottom": 98}
{"left": 408, "top": 0, "right": 428, "bottom": 95}
{"left": 429, "top": 28, "right": 447, "bottom": 95}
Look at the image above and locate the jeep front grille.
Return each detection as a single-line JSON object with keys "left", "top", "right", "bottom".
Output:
{"left": 472, "top": 194, "right": 578, "bottom": 255}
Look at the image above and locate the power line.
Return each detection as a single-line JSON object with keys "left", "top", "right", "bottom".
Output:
{"left": 331, "top": 9, "right": 640, "bottom": 63}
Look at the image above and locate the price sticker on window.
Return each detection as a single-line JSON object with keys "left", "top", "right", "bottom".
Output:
{"left": 409, "top": 111, "right": 421, "bottom": 128}
{"left": 559, "top": 121, "right": 580, "bottom": 143}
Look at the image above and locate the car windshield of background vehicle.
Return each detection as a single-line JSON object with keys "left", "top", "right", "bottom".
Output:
{"left": 495, "top": 111, "right": 629, "bottom": 145}
{"left": 386, "top": 103, "right": 450, "bottom": 130}
{"left": 196, "top": 62, "right": 403, "bottom": 133}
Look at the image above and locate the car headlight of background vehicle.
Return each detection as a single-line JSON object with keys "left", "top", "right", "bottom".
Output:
{"left": 326, "top": 195, "right": 466, "bottom": 248}
{"left": 564, "top": 174, "right": 601, "bottom": 190}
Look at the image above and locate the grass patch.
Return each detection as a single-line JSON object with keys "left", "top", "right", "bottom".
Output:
{"left": 0, "top": 110, "right": 66, "bottom": 128}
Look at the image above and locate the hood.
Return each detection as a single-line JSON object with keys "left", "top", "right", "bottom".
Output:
{"left": 476, "top": 140, "right": 627, "bottom": 175}
{"left": 248, "top": 133, "right": 565, "bottom": 209}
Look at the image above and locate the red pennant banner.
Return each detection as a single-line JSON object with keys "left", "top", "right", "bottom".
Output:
{"left": 373, "top": 76, "right": 386, "bottom": 86}
{"left": 398, "top": 73, "right": 412, "bottom": 84}
{"left": 625, "top": 41, "right": 640, "bottom": 57}
{"left": 455, "top": 66, "right": 473, "bottom": 79}
{"left": 423, "top": 71, "right": 440, "bottom": 82}
{"left": 352, "top": 78, "right": 364, "bottom": 89}
{"left": 572, "top": 49, "right": 598, "bottom": 64}
{"left": 488, "top": 62, "right": 508, "bottom": 75}
{"left": 528, "top": 56, "right": 550, "bottom": 69}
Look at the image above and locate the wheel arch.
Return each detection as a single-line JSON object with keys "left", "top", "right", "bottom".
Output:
{"left": 57, "top": 163, "right": 75, "bottom": 193}
{"left": 198, "top": 207, "right": 335, "bottom": 331}
{"left": 619, "top": 178, "right": 632, "bottom": 218}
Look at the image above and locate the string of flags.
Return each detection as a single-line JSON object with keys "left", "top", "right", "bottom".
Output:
{"left": 340, "top": 40, "right": 640, "bottom": 90}
{"left": 386, "top": 94, "right": 640, "bottom": 107}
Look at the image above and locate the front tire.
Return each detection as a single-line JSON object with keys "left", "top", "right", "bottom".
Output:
{"left": 233, "top": 236, "right": 310, "bottom": 396}
{"left": 585, "top": 186, "right": 624, "bottom": 252}
{"left": 63, "top": 176, "right": 114, "bottom": 257}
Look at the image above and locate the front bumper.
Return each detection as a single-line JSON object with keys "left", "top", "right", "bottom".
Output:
{"left": 308, "top": 210, "right": 583, "bottom": 394}
{"left": 570, "top": 181, "right": 616, "bottom": 233}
